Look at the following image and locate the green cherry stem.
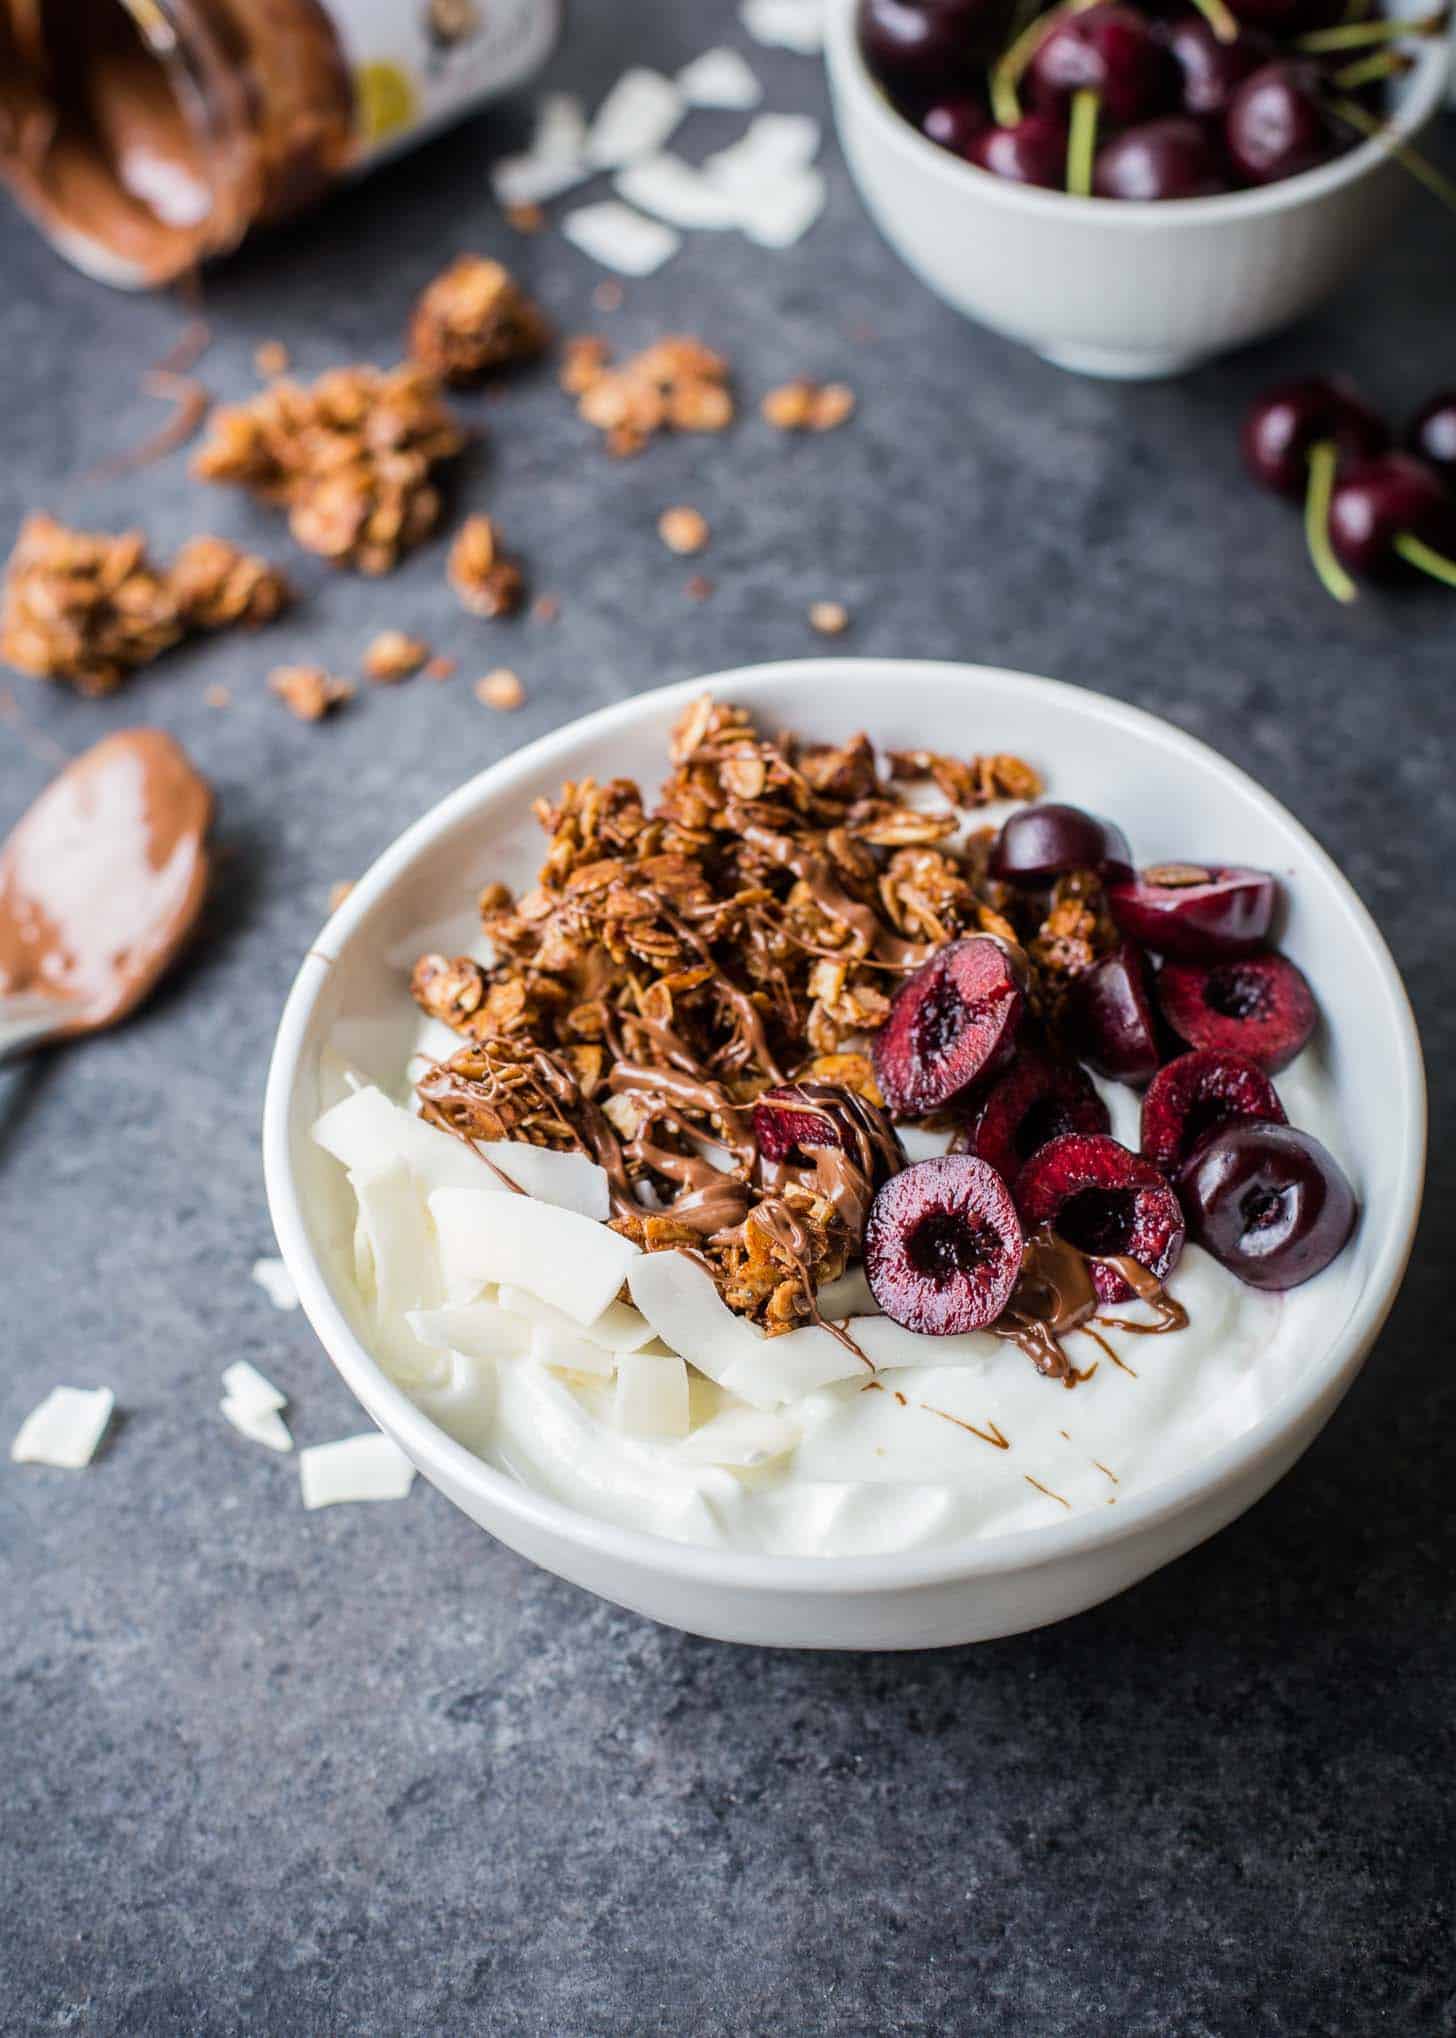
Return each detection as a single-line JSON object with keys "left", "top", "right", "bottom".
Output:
{"left": 1186, "top": 0, "right": 1241, "bottom": 43}
{"left": 1066, "top": 88, "right": 1099, "bottom": 194}
{"left": 1328, "top": 95, "right": 1456, "bottom": 216}
{"left": 1331, "top": 48, "right": 1413, "bottom": 90}
{"left": 1304, "top": 440, "right": 1358, "bottom": 605}
{"left": 1393, "top": 533, "right": 1456, "bottom": 588}
{"left": 1297, "top": 8, "right": 1445, "bottom": 48}
{"left": 989, "top": 0, "right": 1098, "bottom": 128}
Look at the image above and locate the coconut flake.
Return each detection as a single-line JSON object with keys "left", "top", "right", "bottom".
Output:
{"left": 586, "top": 68, "right": 684, "bottom": 168}
{"left": 406, "top": 1301, "right": 536, "bottom": 1360}
{"left": 221, "top": 1360, "right": 286, "bottom": 1420}
{"left": 354, "top": 1161, "right": 441, "bottom": 1320}
{"left": 737, "top": 167, "right": 826, "bottom": 248}
{"left": 896, "top": 1124, "right": 954, "bottom": 1164}
{"left": 677, "top": 47, "right": 763, "bottom": 109}
{"left": 677, "top": 1407, "right": 799, "bottom": 1466}
{"left": 491, "top": 150, "right": 592, "bottom": 208}
{"left": 719, "top": 1325, "right": 868, "bottom": 1407}
{"left": 11, "top": 1386, "right": 114, "bottom": 1469}
{"left": 628, "top": 1249, "right": 865, "bottom": 1405}
{"left": 615, "top": 1351, "right": 690, "bottom": 1438}
{"left": 428, "top": 1188, "right": 640, "bottom": 1325}
{"left": 221, "top": 1398, "right": 293, "bottom": 1453}
{"left": 299, "top": 1432, "right": 416, "bottom": 1509}
{"left": 494, "top": 1285, "right": 655, "bottom": 1353}
{"left": 529, "top": 1322, "right": 617, "bottom": 1378}
{"left": 250, "top": 1257, "right": 299, "bottom": 1311}
{"left": 477, "top": 1141, "right": 610, "bottom": 1220}
{"left": 615, "top": 154, "right": 744, "bottom": 230}
{"left": 314, "top": 1086, "right": 485, "bottom": 1197}
{"left": 562, "top": 201, "right": 681, "bottom": 276}
{"left": 703, "top": 112, "right": 820, "bottom": 188}
{"left": 533, "top": 90, "right": 588, "bottom": 161}
{"left": 740, "top": 0, "right": 825, "bottom": 53}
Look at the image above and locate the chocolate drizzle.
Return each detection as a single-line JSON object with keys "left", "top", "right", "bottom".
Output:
{"left": 989, "top": 1224, "right": 1185, "bottom": 1386}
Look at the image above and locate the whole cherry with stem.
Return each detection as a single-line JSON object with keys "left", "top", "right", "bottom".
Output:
{"left": 1024, "top": 2, "right": 1180, "bottom": 191}
{"left": 1241, "top": 376, "right": 1390, "bottom": 605}
{"left": 1326, "top": 453, "right": 1456, "bottom": 590}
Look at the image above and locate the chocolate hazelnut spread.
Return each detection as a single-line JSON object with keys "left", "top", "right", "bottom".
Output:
{"left": 0, "top": 727, "right": 213, "bottom": 1033}
{"left": 0, "top": 0, "right": 558, "bottom": 287}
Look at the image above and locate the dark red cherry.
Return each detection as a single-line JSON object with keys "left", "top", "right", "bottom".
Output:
{"left": 967, "top": 112, "right": 1069, "bottom": 187}
{"left": 1014, "top": 1133, "right": 1185, "bottom": 1304}
{"left": 992, "top": 803, "right": 1133, "bottom": 886}
{"left": 864, "top": 1154, "right": 1024, "bottom": 1335}
{"left": 1159, "top": 13, "right": 1270, "bottom": 117}
{"left": 1157, "top": 950, "right": 1317, "bottom": 1073}
{"left": 1141, "top": 1048, "right": 1286, "bottom": 1176}
{"left": 961, "top": 1048, "right": 1110, "bottom": 1180}
{"left": 1327, "top": 453, "right": 1456, "bottom": 581}
{"left": 1108, "top": 863, "right": 1277, "bottom": 960}
{"left": 1064, "top": 944, "right": 1161, "bottom": 1084}
{"left": 920, "top": 94, "right": 990, "bottom": 153}
{"left": 857, "top": 0, "right": 1012, "bottom": 93}
{"left": 1408, "top": 390, "right": 1456, "bottom": 481}
{"left": 1027, "top": 4, "right": 1177, "bottom": 125}
{"left": 1241, "top": 376, "right": 1390, "bottom": 499}
{"left": 872, "top": 936, "right": 1026, "bottom": 1117}
{"left": 752, "top": 1082, "right": 905, "bottom": 1187}
{"left": 1093, "top": 115, "right": 1227, "bottom": 198}
{"left": 1225, "top": 61, "right": 1339, "bottom": 184}
{"left": 1179, "top": 1122, "right": 1355, "bottom": 1290}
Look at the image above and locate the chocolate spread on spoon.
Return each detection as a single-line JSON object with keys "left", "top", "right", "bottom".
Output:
{"left": 0, "top": 728, "right": 213, "bottom": 1036}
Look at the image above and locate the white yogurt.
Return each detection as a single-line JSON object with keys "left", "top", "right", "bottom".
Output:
{"left": 318, "top": 1043, "right": 1352, "bottom": 1558}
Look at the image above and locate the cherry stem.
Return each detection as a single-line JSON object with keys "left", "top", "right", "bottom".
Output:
{"left": 1185, "top": 0, "right": 1241, "bottom": 43}
{"left": 1393, "top": 532, "right": 1456, "bottom": 588}
{"left": 989, "top": 0, "right": 1097, "bottom": 127}
{"left": 1066, "top": 88, "right": 1099, "bottom": 194}
{"left": 1329, "top": 95, "right": 1456, "bottom": 217}
{"left": 1304, "top": 440, "right": 1358, "bottom": 606}
{"left": 1299, "top": 8, "right": 1445, "bottom": 47}
{"left": 1332, "top": 48, "right": 1414, "bottom": 89}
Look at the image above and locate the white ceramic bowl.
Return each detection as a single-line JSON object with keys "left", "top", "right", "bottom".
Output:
{"left": 826, "top": 0, "right": 1449, "bottom": 378}
{"left": 263, "top": 661, "right": 1425, "bottom": 1649}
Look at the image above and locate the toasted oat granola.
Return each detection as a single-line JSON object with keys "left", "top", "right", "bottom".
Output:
{"left": 761, "top": 380, "right": 856, "bottom": 432}
{"left": 268, "top": 664, "right": 354, "bottom": 721}
{"left": 563, "top": 335, "right": 733, "bottom": 458}
{"left": 363, "top": 630, "right": 431, "bottom": 683}
{"left": 448, "top": 514, "right": 525, "bottom": 618}
{"left": 192, "top": 363, "right": 464, "bottom": 574}
{"left": 407, "top": 255, "right": 550, "bottom": 385}
{"left": 406, "top": 697, "right": 1107, "bottom": 1336}
{"left": 168, "top": 536, "right": 291, "bottom": 633}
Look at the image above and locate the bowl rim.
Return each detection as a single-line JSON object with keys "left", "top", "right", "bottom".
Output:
{"left": 824, "top": 0, "right": 1450, "bottom": 229}
{"left": 263, "top": 659, "right": 1427, "bottom": 1595}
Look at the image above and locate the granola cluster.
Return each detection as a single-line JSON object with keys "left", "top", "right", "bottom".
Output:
{"left": 408, "top": 255, "right": 550, "bottom": 385}
{"left": 0, "top": 514, "right": 287, "bottom": 697}
{"left": 562, "top": 335, "right": 734, "bottom": 458}
{"left": 409, "top": 698, "right": 1118, "bottom": 1335}
{"left": 448, "top": 513, "right": 525, "bottom": 618}
{"left": 192, "top": 363, "right": 464, "bottom": 574}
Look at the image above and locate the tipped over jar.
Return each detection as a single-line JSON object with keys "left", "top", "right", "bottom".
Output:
{"left": 0, "top": 0, "right": 560, "bottom": 287}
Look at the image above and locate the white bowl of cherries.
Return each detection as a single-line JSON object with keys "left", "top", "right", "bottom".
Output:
{"left": 826, "top": 0, "right": 1450, "bottom": 378}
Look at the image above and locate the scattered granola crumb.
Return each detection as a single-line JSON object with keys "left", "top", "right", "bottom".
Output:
{"left": 475, "top": 667, "right": 524, "bottom": 711}
{"left": 592, "top": 280, "right": 624, "bottom": 313}
{"left": 505, "top": 202, "right": 546, "bottom": 234}
{"left": 685, "top": 574, "right": 715, "bottom": 600}
{"left": 254, "top": 339, "right": 290, "bottom": 377}
{"left": 762, "top": 379, "right": 856, "bottom": 432}
{"left": 268, "top": 664, "right": 354, "bottom": 721}
{"left": 565, "top": 334, "right": 733, "bottom": 457}
{"left": 363, "top": 629, "right": 430, "bottom": 683}
{"left": 658, "top": 506, "right": 710, "bottom": 556}
{"left": 532, "top": 593, "right": 560, "bottom": 624}
{"left": 0, "top": 515, "right": 182, "bottom": 694}
{"left": 809, "top": 600, "right": 849, "bottom": 636}
{"left": 449, "top": 514, "right": 525, "bottom": 618}
{"left": 193, "top": 362, "right": 464, "bottom": 574}
{"left": 328, "top": 880, "right": 355, "bottom": 913}
{"left": 168, "top": 535, "right": 291, "bottom": 632}
{"left": 887, "top": 749, "right": 1044, "bottom": 805}
{"left": 205, "top": 683, "right": 231, "bottom": 710}
{"left": 407, "top": 254, "right": 550, "bottom": 385}
{"left": 424, "top": 653, "right": 457, "bottom": 682}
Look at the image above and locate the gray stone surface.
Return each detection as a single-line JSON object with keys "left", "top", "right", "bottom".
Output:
{"left": 2, "top": 5, "right": 1453, "bottom": 2032}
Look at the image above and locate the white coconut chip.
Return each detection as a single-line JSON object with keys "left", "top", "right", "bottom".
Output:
{"left": 736, "top": 167, "right": 826, "bottom": 248}
{"left": 677, "top": 47, "right": 763, "bottom": 109}
{"left": 676, "top": 1407, "right": 800, "bottom": 1467}
{"left": 11, "top": 1386, "right": 114, "bottom": 1469}
{"left": 704, "top": 112, "right": 821, "bottom": 187}
{"left": 740, "top": 0, "right": 826, "bottom": 53}
{"left": 495, "top": 1285, "right": 655, "bottom": 1353}
{"left": 719, "top": 1326, "right": 870, "bottom": 1407}
{"left": 299, "top": 1432, "right": 416, "bottom": 1509}
{"left": 406, "top": 1301, "right": 535, "bottom": 1360}
{"left": 250, "top": 1257, "right": 299, "bottom": 1311}
{"left": 629, "top": 1250, "right": 864, "bottom": 1404}
{"left": 314, "top": 1085, "right": 484, "bottom": 1196}
{"left": 491, "top": 150, "right": 592, "bottom": 208}
{"left": 614, "top": 154, "right": 744, "bottom": 230}
{"left": 353, "top": 1161, "right": 441, "bottom": 1321}
{"left": 562, "top": 200, "right": 681, "bottom": 276}
{"left": 896, "top": 1124, "right": 954, "bottom": 1164}
{"left": 529, "top": 1322, "right": 617, "bottom": 1378}
{"left": 533, "top": 90, "right": 588, "bottom": 161}
{"left": 586, "top": 67, "right": 684, "bottom": 168}
{"left": 477, "top": 1141, "right": 610, "bottom": 1220}
{"left": 615, "top": 1351, "right": 690, "bottom": 1439}
{"left": 221, "top": 1360, "right": 286, "bottom": 1420}
{"left": 221, "top": 1399, "right": 294, "bottom": 1454}
{"left": 428, "top": 1187, "right": 640, "bottom": 1325}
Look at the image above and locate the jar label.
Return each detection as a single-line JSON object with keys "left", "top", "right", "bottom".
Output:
{"left": 327, "top": 0, "right": 562, "bottom": 163}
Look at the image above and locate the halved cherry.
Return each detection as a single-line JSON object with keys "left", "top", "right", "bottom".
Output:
{"left": 991, "top": 802, "right": 1133, "bottom": 887}
{"left": 1108, "top": 863, "right": 1276, "bottom": 960}
{"left": 1141, "top": 1048, "right": 1286, "bottom": 1175}
{"left": 873, "top": 936, "right": 1025, "bottom": 1117}
{"left": 865, "top": 1154, "right": 1025, "bottom": 1335}
{"left": 1157, "top": 950, "right": 1317, "bottom": 1072}
{"left": 1014, "top": 1132, "right": 1185, "bottom": 1304}
{"left": 962, "top": 1048, "right": 1110, "bottom": 1181}
{"left": 1064, "top": 943, "right": 1161, "bottom": 1084}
